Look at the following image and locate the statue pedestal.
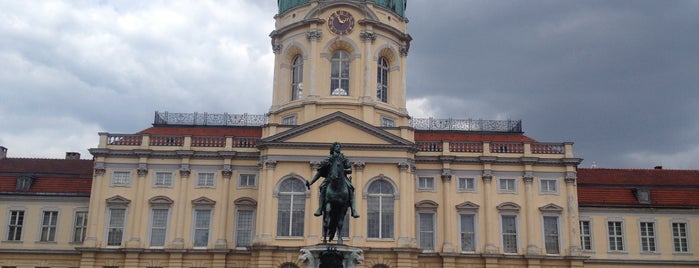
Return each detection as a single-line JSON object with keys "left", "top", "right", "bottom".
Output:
{"left": 298, "top": 244, "right": 364, "bottom": 268}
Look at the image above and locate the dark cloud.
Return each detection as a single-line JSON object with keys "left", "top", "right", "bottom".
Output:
{"left": 1, "top": 1, "right": 698, "bottom": 169}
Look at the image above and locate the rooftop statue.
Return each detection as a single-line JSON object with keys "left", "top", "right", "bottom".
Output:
{"left": 306, "top": 142, "right": 359, "bottom": 244}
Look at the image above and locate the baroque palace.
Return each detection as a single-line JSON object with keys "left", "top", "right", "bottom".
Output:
{"left": 1, "top": 1, "right": 698, "bottom": 267}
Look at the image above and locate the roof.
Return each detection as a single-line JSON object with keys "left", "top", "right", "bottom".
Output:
{"left": 414, "top": 131, "right": 537, "bottom": 143}
{"left": 0, "top": 158, "right": 93, "bottom": 195}
{"left": 577, "top": 168, "right": 699, "bottom": 208}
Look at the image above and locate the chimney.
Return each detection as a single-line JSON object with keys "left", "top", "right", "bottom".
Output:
{"left": 65, "top": 152, "right": 81, "bottom": 160}
{"left": 0, "top": 146, "right": 7, "bottom": 160}
{"left": 654, "top": 166, "right": 663, "bottom": 170}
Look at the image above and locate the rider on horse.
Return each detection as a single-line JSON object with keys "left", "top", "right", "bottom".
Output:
{"left": 306, "top": 142, "right": 360, "bottom": 218}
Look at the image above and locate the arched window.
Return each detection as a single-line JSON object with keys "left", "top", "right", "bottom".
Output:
{"left": 377, "top": 57, "right": 389, "bottom": 102}
{"left": 276, "top": 178, "right": 306, "bottom": 237}
{"left": 291, "top": 55, "right": 303, "bottom": 100}
{"left": 330, "top": 50, "right": 350, "bottom": 96}
{"left": 367, "top": 179, "right": 395, "bottom": 239}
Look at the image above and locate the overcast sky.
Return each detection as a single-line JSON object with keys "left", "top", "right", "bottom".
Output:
{"left": 1, "top": 1, "right": 698, "bottom": 169}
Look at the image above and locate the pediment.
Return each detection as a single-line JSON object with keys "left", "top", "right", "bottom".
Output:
{"left": 262, "top": 112, "right": 413, "bottom": 148}
{"left": 192, "top": 196, "right": 216, "bottom": 206}
{"left": 539, "top": 203, "right": 564, "bottom": 213}
{"left": 415, "top": 200, "right": 439, "bottom": 209}
{"left": 496, "top": 202, "right": 521, "bottom": 212}
{"left": 149, "top": 195, "right": 174, "bottom": 205}
{"left": 106, "top": 195, "right": 131, "bottom": 205}
{"left": 455, "top": 201, "right": 480, "bottom": 211}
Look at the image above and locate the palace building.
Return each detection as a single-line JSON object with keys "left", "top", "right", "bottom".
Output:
{"left": 1, "top": 1, "right": 697, "bottom": 267}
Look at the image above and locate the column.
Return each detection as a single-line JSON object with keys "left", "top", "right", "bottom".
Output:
{"left": 254, "top": 160, "right": 276, "bottom": 245}
{"left": 523, "top": 174, "right": 540, "bottom": 255}
{"left": 308, "top": 161, "right": 322, "bottom": 242}
{"left": 126, "top": 157, "right": 149, "bottom": 248}
{"left": 84, "top": 162, "right": 105, "bottom": 248}
{"left": 215, "top": 162, "right": 233, "bottom": 249}
{"left": 397, "top": 162, "right": 414, "bottom": 247}
{"left": 565, "top": 172, "right": 582, "bottom": 255}
{"left": 360, "top": 30, "right": 376, "bottom": 99}
{"left": 172, "top": 162, "right": 190, "bottom": 248}
{"left": 351, "top": 161, "right": 365, "bottom": 244}
{"left": 306, "top": 28, "right": 322, "bottom": 97}
{"left": 482, "top": 171, "right": 498, "bottom": 253}
{"left": 441, "top": 168, "right": 456, "bottom": 253}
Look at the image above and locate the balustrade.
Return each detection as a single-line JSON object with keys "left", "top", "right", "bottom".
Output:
{"left": 531, "top": 143, "right": 565, "bottom": 154}
{"left": 449, "top": 141, "right": 483, "bottom": 153}
{"left": 416, "top": 141, "right": 443, "bottom": 152}
{"left": 149, "top": 135, "right": 184, "bottom": 146}
{"left": 107, "top": 134, "right": 142, "bottom": 146}
{"left": 232, "top": 137, "right": 258, "bottom": 148}
{"left": 489, "top": 142, "right": 524, "bottom": 153}
{"left": 192, "top": 136, "right": 226, "bottom": 147}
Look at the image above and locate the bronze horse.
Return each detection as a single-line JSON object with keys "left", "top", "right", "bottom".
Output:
{"left": 320, "top": 155, "right": 350, "bottom": 244}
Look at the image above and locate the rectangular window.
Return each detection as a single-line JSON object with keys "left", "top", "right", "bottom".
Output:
{"left": 607, "top": 221, "right": 624, "bottom": 251}
{"left": 460, "top": 214, "right": 476, "bottom": 252}
{"left": 458, "top": 177, "right": 476, "bottom": 192}
{"left": 543, "top": 216, "right": 560, "bottom": 254}
{"left": 40, "top": 211, "right": 59, "bottom": 242}
{"left": 282, "top": 114, "right": 297, "bottom": 125}
{"left": 380, "top": 116, "right": 395, "bottom": 127}
{"left": 150, "top": 209, "right": 169, "bottom": 247}
{"left": 235, "top": 210, "right": 254, "bottom": 247}
{"left": 238, "top": 174, "right": 257, "bottom": 188}
{"left": 111, "top": 171, "right": 131, "bottom": 186}
{"left": 107, "top": 208, "right": 126, "bottom": 246}
{"left": 197, "top": 173, "right": 215, "bottom": 187}
{"left": 639, "top": 221, "right": 656, "bottom": 252}
{"left": 73, "top": 211, "right": 88, "bottom": 243}
{"left": 193, "top": 209, "right": 211, "bottom": 247}
{"left": 580, "top": 220, "right": 592, "bottom": 251}
{"left": 7, "top": 210, "right": 25, "bottom": 241}
{"left": 154, "top": 172, "right": 173, "bottom": 187}
{"left": 540, "top": 179, "right": 558, "bottom": 193}
{"left": 499, "top": 178, "right": 516, "bottom": 193}
{"left": 418, "top": 212, "right": 435, "bottom": 250}
{"left": 417, "top": 177, "right": 434, "bottom": 190}
{"left": 672, "top": 222, "right": 689, "bottom": 253}
{"left": 501, "top": 215, "right": 518, "bottom": 253}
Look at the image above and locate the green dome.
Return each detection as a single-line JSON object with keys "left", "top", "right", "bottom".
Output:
{"left": 277, "top": 0, "right": 406, "bottom": 17}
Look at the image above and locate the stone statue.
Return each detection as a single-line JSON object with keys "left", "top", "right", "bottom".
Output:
{"left": 306, "top": 142, "right": 359, "bottom": 244}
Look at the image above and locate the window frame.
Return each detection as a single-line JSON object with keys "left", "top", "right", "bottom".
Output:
{"left": 380, "top": 116, "right": 395, "bottom": 127}
{"left": 238, "top": 173, "right": 258, "bottom": 188}
{"left": 671, "top": 221, "right": 690, "bottom": 253}
{"left": 606, "top": 219, "right": 626, "bottom": 252}
{"left": 457, "top": 177, "right": 477, "bottom": 192}
{"left": 376, "top": 56, "right": 389, "bottom": 102}
{"left": 6, "top": 209, "right": 26, "bottom": 241}
{"left": 148, "top": 207, "right": 170, "bottom": 248}
{"left": 500, "top": 214, "right": 519, "bottom": 254}
{"left": 330, "top": 50, "right": 351, "bottom": 96}
{"left": 276, "top": 178, "right": 307, "bottom": 238}
{"left": 638, "top": 220, "right": 657, "bottom": 253}
{"left": 459, "top": 213, "right": 478, "bottom": 252}
{"left": 105, "top": 207, "right": 127, "bottom": 247}
{"left": 366, "top": 179, "right": 395, "bottom": 239}
{"left": 498, "top": 178, "right": 517, "bottom": 193}
{"left": 153, "top": 171, "right": 174, "bottom": 187}
{"left": 579, "top": 218, "right": 594, "bottom": 252}
{"left": 235, "top": 208, "right": 255, "bottom": 248}
{"left": 542, "top": 215, "right": 561, "bottom": 254}
{"left": 72, "top": 210, "right": 88, "bottom": 243}
{"left": 281, "top": 114, "right": 298, "bottom": 125}
{"left": 417, "top": 176, "right": 435, "bottom": 191}
{"left": 291, "top": 55, "right": 303, "bottom": 100}
{"left": 538, "top": 178, "right": 559, "bottom": 195}
{"left": 192, "top": 208, "right": 212, "bottom": 248}
{"left": 416, "top": 209, "right": 436, "bottom": 252}
{"left": 196, "top": 172, "right": 216, "bottom": 188}
{"left": 39, "top": 210, "right": 59, "bottom": 242}
{"left": 110, "top": 170, "right": 132, "bottom": 187}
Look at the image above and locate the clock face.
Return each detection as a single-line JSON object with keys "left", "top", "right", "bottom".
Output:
{"left": 328, "top": 10, "right": 355, "bottom": 35}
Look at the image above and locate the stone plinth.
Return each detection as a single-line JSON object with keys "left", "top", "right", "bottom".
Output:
{"left": 298, "top": 244, "right": 364, "bottom": 268}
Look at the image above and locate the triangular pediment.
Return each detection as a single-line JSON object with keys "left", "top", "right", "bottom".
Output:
{"left": 262, "top": 112, "right": 413, "bottom": 149}
{"left": 539, "top": 203, "right": 564, "bottom": 213}
{"left": 106, "top": 195, "right": 131, "bottom": 205}
{"left": 455, "top": 201, "right": 480, "bottom": 211}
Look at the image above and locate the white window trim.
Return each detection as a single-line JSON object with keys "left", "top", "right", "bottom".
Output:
{"left": 196, "top": 172, "right": 216, "bottom": 188}
{"left": 541, "top": 215, "right": 561, "bottom": 255}
{"left": 191, "top": 208, "right": 213, "bottom": 249}
{"left": 148, "top": 207, "right": 171, "bottom": 248}
{"left": 637, "top": 219, "right": 658, "bottom": 254}
{"left": 234, "top": 207, "right": 256, "bottom": 249}
{"left": 538, "top": 178, "right": 559, "bottom": 195}
{"left": 498, "top": 178, "right": 517, "bottom": 194}
{"left": 380, "top": 116, "right": 395, "bottom": 127}
{"left": 458, "top": 212, "right": 478, "bottom": 253}
{"left": 500, "top": 213, "right": 520, "bottom": 254}
{"left": 105, "top": 207, "right": 128, "bottom": 248}
{"left": 110, "top": 170, "right": 132, "bottom": 187}
{"left": 416, "top": 177, "right": 435, "bottom": 192}
{"left": 281, "top": 114, "right": 298, "bottom": 125}
{"left": 71, "top": 209, "right": 89, "bottom": 244}
{"left": 237, "top": 173, "right": 258, "bottom": 189}
{"left": 457, "top": 177, "right": 477, "bottom": 193}
{"left": 5, "top": 207, "right": 27, "bottom": 242}
{"left": 152, "top": 171, "right": 174, "bottom": 188}
{"left": 38, "top": 209, "right": 60, "bottom": 243}
{"left": 579, "top": 217, "right": 594, "bottom": 252}
{"left": 415, "top": 207, "right": 437, "bottom": 252}
{"left": 606, "top": 218, "right": 627, "bottom": 253}
{"left": 670, "top": 220, "right": 691, "bottom": 254}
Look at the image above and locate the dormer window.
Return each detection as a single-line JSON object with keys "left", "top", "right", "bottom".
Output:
{"left": 634, "top": 188, "right": 651, "bottom": 204}
{"left": 16, "top": 175, "right": 34, "bottom": 191}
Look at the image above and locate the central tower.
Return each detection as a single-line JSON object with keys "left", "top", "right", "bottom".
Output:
{"left": 266, "top": 0, "right": 411, "bottom": 138}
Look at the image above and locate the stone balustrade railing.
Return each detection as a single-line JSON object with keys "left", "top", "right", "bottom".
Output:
{"left": 100, "top": 133, "right": 258, "bottom": 149}
{"left": 416, "top": 141, "right": 570, "bottom": 155}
